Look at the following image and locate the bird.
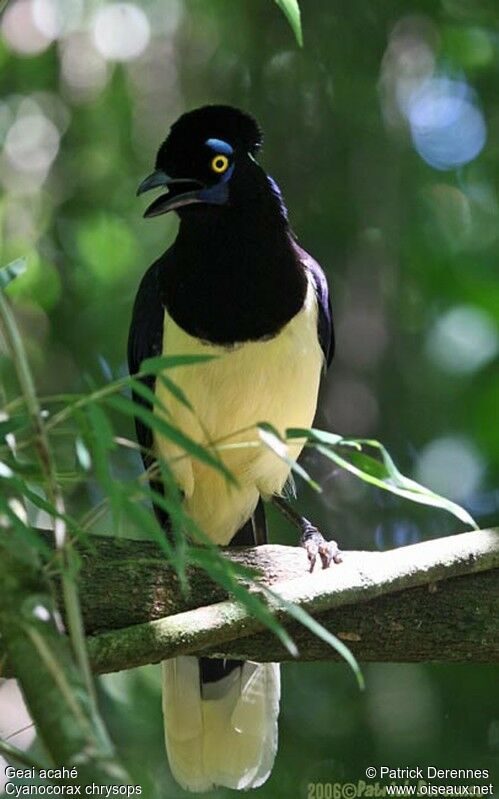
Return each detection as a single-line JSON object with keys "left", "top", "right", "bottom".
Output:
{"left": 128, "top": 104, "right": 339, "bottom": 792}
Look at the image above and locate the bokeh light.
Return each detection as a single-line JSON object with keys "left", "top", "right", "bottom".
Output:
{"left": 406, "top": 78, "right": 486, "bottom": 171}
{"left": 415, "top": 435, "right": 484, "bottom": 502}
{"left": 60, "top": 32, "right": 109, "bottom": 102}
{"left": 32, "top": 0, "right": 84, "bottom": 38}
{"left": 426, "top": 305, "right": 499, "bottom": 375}
{"left": 366, "top": 665, "right": 440, "bottom": 753}
{"left": 1, "top": 0, "right": 53, "bottom": 55}
{"left": 91, "top": 3, "right": 151, "bottom": 62}
{"left": 380, "top": 17, "right": 487, "bottom": 171}
{"left": 379, "top": 15, "right": 438, "bottom": 129}
{"left": 2, "top": 101, "right": 60, "bottom": 193}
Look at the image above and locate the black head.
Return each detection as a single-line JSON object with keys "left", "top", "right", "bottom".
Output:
{"left": 137, "top": 105, "right": 264, "bottom": 218}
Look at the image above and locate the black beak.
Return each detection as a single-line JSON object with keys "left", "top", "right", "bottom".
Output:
{"left": 137, "top": 169, "right": 205, "bottom": 218}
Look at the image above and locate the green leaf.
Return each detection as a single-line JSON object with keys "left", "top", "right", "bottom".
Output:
{"left": 274, "top": 0, "right": 303, "bottom": 46}
{"left": 316, "top": 440, "right": 479, "bottom": 530}
{"left": 79, "top": 403, "right": 121, "bottom": 527}
{"left": 139, "top": 354, "right": 216, "bottom": 373}
{"left": 131, "top": 374, "right": 195, "bottom": 420}
{"left": 352, "top": 439, "right": 479, "bottom": 529}
{"left": 286, "top": 428, "right": 478, "bottom": 530}
{"left": 83, "top": 404, "right": 116, "bottom": 486}
{"left": 0, "top": 413, "right": 29, "bottom": 439}
{"left": 45, "top": 357, "right": 215, "bottom": 434}
{"left": 265, "top": 586, "right": 364, "bottom": 689}
{"left": 147, "top": 483, "right": 195, "bottom": 538}
{"left": 140, "top": 479, "right": 195, "bottom": 587}
{"left": 156, "top": 373, "right": 194, "bottom": 412}
{"left": 75, "top": 437, "right": 92, "bottom": 472}
{"left": 0, "top": 739, "right": 48, "bottom": 771}
{"left": 0, "top": 459, "right": 43, "bottom": 480}
{"left": 0, "top": 258, "right": 27, "bottom": 289}
{"left": 120, "top": 490, "right": 175, "bottom": 562}
{"left": 259, "top": 423, "right": 320, "bottom": 492}
{"left": 129, "top": 378, "right": 171, "bottom": 416}
{"left": 287, "top": 427, "right": 343, "bottom": 446}
{"left": 0, "top": 496, "right": 51, "bottom": 561}
{"left": 107, "top": 394, "right": 237, "bottom": 486}
{"left": 0, "top": 460, "right": 13, "bottom": 478}
{"left": 8, "top": 478, "right": 81, "bottom": 536}
{"left": 191, "top": 547, "right": 298, "bottom": 657}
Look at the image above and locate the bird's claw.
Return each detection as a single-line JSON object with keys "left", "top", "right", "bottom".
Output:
{"left": 301, "top": 524, "right": 342, "bottom": 572}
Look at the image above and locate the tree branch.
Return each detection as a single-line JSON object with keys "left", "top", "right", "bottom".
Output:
{"left": 47, "top": 527, "right": 499, "bottom": 672}
{"left": 0, "top": 541, "right": 130, "bottom": 784}
{"left": 3, "top": 530, "right": 497, "bottom": 678}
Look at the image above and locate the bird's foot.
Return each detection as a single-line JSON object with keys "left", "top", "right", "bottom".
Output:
{"left": 300, "top": 523, "right": 342, "bottom": 572}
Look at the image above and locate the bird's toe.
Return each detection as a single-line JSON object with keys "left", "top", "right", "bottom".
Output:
{"left": 300, "top": 524, "right": 341, "bottom": 572}
{"left": 318, "top": 538, "right": 342, "bottom": 568}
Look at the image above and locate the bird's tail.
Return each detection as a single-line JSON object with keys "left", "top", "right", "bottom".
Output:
{"left": 162, "top": 656, "right": 280, "bottom": 792}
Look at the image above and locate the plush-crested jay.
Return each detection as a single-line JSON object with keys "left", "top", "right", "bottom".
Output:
{"left": 128, "top": 105, "right": 338, "bottom": 792}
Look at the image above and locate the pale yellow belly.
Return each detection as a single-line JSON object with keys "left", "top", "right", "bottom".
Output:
{"left": 154, "top": 279, "right": 323, "bottom": 544}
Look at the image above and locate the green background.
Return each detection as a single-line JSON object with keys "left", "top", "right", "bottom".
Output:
{"left": 0, "top": 0, "right": 498, "bottom": 796}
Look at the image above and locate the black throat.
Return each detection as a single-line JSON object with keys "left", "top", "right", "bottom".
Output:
{"left": 159, "top": 162, "right": 307, "bottom": 346}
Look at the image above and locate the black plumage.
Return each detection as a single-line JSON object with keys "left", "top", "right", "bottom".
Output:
{"left": 128, "top": 107, "right": 333, "bottom": 499}
{"left": 127, "top": 104, "right": 335, "bottom": 792}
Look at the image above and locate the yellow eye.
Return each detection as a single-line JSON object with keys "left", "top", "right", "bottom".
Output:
{"left": 211, "top": 154, "right": 229, "bottom": 174}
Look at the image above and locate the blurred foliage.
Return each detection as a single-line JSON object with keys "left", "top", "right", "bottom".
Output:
{"left": 1, "top": 0, "right": 499, "bottom": 796}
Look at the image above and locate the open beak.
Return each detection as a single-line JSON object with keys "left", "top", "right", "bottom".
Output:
{"left": 137, "top": 170, "right": 205, "bottom": 218}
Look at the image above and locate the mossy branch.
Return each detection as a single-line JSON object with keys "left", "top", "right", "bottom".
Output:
{"left": 5, "top": 529, "right": 496, "bottom": 676}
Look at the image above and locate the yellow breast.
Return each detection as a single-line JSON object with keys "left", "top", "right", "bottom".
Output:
{"left": 154, "top": 275, "right": 323, "bottom": 544}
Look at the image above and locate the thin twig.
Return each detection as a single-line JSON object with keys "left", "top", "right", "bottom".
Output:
{"left": 0, "top": 290, "right": 95, "bottom": 704}
{"left": 2, "top": 723, "right": 35, "bottom": 742}
{"left": 0, "top": 739, "right": 47, "bottom": 771}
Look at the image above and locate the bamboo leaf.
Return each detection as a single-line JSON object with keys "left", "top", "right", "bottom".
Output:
{"left": 0, "top": 497, "right": 50, "bottom": 560}
{"left": 120, "top": 491, "right": 175, "bottom": 561}
{"left": 0, "top": 459, "right": 13, "bottom": 477}
{"left": 0, "top": 739, "right": 48, "bottom": 771}
{"left": 75, "top": 437, "right": 92, "bottom": 472}
{"left": 156, "top": 373, "right": 194, "bottom": 412}
{"left": 287, "top": 427, "right": 343, "bottom": 446}
{"left": 139, "top": 354, "right": 216, "bottom": 373}
{"left": 45, "top": 357, "right": 215, "bottom": 433}
{"left": 265, "top": 586, "right": 364, "bottom": 689}
{"left": 107, "top": 394, "right": 237, "bottom": 486}
{"left": 0, "top": 413, "right": 29, "bottom": 439}
{"left": 286, "top": 428, "right": 478, "bottom": 530}
{"left": 0, "top": 258, "right": 27, "bottom": 289}
{"left": 191, "top": 548, "right": 298, "bottom": 657}
{"left": 259, "top": 423, "right": 320, "bottom": 491}
{"left": 316, "top": 442, "right": 478, "bottom": 530}
{"left": 129, "top": 378, "right": 171, "bottom": 415}
{"left": 83, "top": 403, "right": 121, "bottom": 528}
{"left": 273, "top": 0, "right": 303, "bottom": 46}
{"left": 10, "top": 479, "right": 80, "bottom": 534}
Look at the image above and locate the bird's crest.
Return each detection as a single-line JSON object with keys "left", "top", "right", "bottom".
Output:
{"left": 159, "top": 105, "right": 263, "bottom": 161}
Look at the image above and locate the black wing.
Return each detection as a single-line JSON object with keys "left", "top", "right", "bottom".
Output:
{"left": 127, "top": 257, "right": 165, "bottom": 466}
{"left": 295, "top": 245, "right": 335, "bottom": 368}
